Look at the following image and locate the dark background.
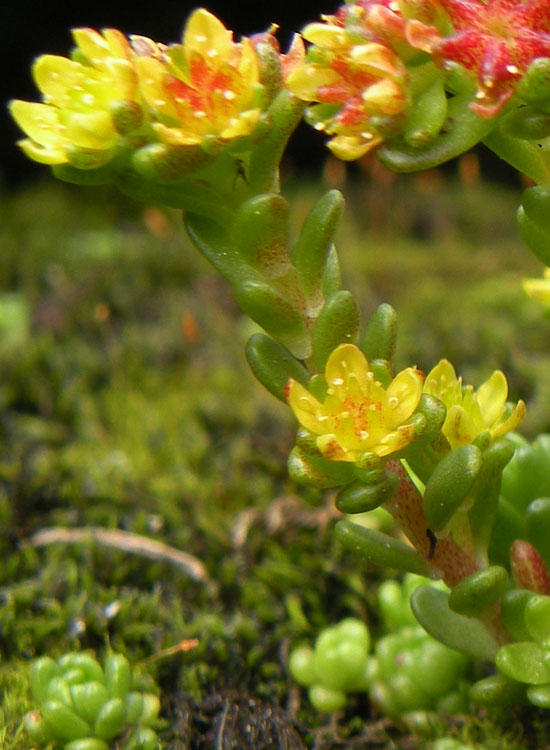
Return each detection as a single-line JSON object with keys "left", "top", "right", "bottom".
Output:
{"left": 2, "top": 0, "right": 330, "bottom": 189}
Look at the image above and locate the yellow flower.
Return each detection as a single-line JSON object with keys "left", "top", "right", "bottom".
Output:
{"left": 286, "top": 344, "right": 424, "bottom": 462}
{"left": 10, "top": 29, "right": 143, "bottom": 168}
{"left": 523, "top": 268, "right": 550, "bottom": 307}
{"left": 423, "top": 359, "right": 525, "bottom": 449}
{"left": 135, "top": 9, "right": 264, "bottom": 147}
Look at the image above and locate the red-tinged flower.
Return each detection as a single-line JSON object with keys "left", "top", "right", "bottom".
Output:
{"left": 135, "top": 9, "right": 265, "bottom": 147}
{"left": 427, "top": 0, "right": 550, "bottom": 116}
{"left": 285, "top": 15, "right": 411, "bottom": 159}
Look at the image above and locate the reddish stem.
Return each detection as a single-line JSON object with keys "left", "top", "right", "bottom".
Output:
{"left": 385, "top": 460, "right": 478, "bottom": 587}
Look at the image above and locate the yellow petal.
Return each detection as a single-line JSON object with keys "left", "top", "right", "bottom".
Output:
{"left": 386, "top": 367, "right": 423, "bottom": 424}
{"left": 301, "top": 23, "right": 349, "bottom": 48}
{"left": 287, "top": 379, "right": 326, "bottom": 435}
{"left": 476, "top": 370, "right": 507, "bottom": 427}
{"left": 327, "top": 134, "right": 380, "bottom": 160}
{"left": 63, "top": 110, "right": 117, "bottom": 149}
{"left": 103, "top": 58, "right": 138, "bottom": 99}
{"left": 286, "top": 65, "right": 340, "bottom": 100}
{"left": 361, "top": 78, "right": 406, "bottom": 116}
{"left": 317, "top": 434, "right": 352, "bottom": 461}
{"left": 9, "top": 100, "right": 63, "bottom": 146}
{"left": 220, "top": 110, "right": 260, "bottom": 139}
{"left": 72, "top": 28, "right": 113, "bottom": 65}
{"left": 237, "top": 39, "right": 260, "bottom": 84}
{"left": 350, "top": 43, "right": 402, "bottom": 76}
{"left": 491, "top": 400, "right": 526, "bottom": 439}
{"left": 102, "top": 28, "right": 133, "bottom": 60}
{"left": 424, "top": 359, "right": 459, "bottom": 402}
{"left": 152, "top": 123, "right": 201, "bottom": 146}
{"left": 374, "top": 423, "right": 416, "bottom": 456}
{"left": 136, "top": 57, "right": 180, "bottom": 121}
{"left": 17, "top": 138, "right": 67, "bottom": 164}
{"left": 443, "top": 404, "right": 477, "bottom": 448}
{"left": 325, "top": 344, "right": 370, "bottom": 400}
{"left": 32, "top": 55, "right": 82, "bottom": 104}
{"left": 184, "top": 9, "right": 233, "bottom": 62}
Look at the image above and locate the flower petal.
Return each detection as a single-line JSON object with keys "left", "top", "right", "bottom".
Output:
{"left": 286, "top": 379, "right": 326, "bottom": 435}
{"left": 491, "top": 400, "right": 526, "bottom": 438}
{"left": 317, "top": 434, "right": 352, "bottom": 461}
{"left": 386, "top": 367, "right": 424, "bottom": 424}
{"left": 443, "top": 404, "right": 478, "bottom": 448}
{"left": 476, "top": 370, "right": 508, "bottom": 427}
{"left": 184, "top": 9, "right": 233, "bottom": 63}
{"left": 9, "top": 101, "right": 63, "bottom": 146}
{"left": 325, "top": 343, "right": 370, "bottom": 399}
{"left": 33, "top": 55, "right": 82, "bottom": 105}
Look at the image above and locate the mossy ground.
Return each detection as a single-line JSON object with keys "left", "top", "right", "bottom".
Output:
{"left": 1, "top": 168, "right": 550, "bottom": 749}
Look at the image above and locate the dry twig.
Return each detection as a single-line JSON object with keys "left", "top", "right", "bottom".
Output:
{"left": 27, "top": 526, "right": 210, "bottom": 583}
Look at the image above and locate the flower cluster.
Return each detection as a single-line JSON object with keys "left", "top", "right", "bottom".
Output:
{"left": 285, "top": 1, "right": 423, "bottom": 159}
{"left": 423, "top": 359, "right": 525, "bottom": 449}
{"left": 10, "top": 9, "right": 267, "bottom": 172}
{"left": 283, "top": 0, "right": 550, "bottom": 162}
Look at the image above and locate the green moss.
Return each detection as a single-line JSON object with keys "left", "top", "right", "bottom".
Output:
{"left": 1, "top": 177, "right": 549, "bottom": 748}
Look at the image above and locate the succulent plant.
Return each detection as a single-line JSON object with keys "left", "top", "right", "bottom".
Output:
{"left": 23, "top": 651, "right": 160, "bottom": 750}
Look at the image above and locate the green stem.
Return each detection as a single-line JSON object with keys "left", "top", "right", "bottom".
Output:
{"left": 386, "top": 461, "right": 479, "bottom": 587}
{"left": 247, "top": 91, "right": 306, "bottom": 195}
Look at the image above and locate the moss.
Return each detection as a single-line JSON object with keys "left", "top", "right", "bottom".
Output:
{"left": 1, "top": 178, "right": 549, "bottom": 748}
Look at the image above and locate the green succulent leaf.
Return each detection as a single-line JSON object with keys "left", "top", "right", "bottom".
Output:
{"left": 378, "top": 95, "right": 495, "bottom": 172}
{"left": 501, "top": 588, "right": 536, "bottom": 642}
{"left": 469, "top": 672, "right": 526, "bottom": 707}
{"left": 524, "top": 594, "right": 550, "bottom": 644}
{"left": 245, "top": 333, "right": 309, "bottom": 401}
{"left": 448, "top": 566, "right": 508, "bottom": 617}
{"left": 93, "top": 697, "right": 126, "bottom": 740}
{"left": 410, "top": 586, "right": 499, "bottom": 661}
{"left": 335, "top": 519, "right": 434, "bottom": 577}
{"left": 526, "top": 498, "right": 550, "bottom": 566}
{"left": 359, "top": 303, "right": 397, "bottom": 364}
{"left": 311, "top": 290, "right": 360, "bottom": 371}
{"left": 527, "top": 683, "right": 550, "bottom": 708}
{"left": 64, "top": 739, "right": 110, "bottom": 750}
{"left": 69, "top": 681, "right": 109, "bottom": 725}
{"left": 403, "top": 77, "right": 448, "bottom": 148}
{"left": 517, "top": 205, "right": 550, "bottom": 267}
{"left": 30, "top": 657, "right": 62, "bottom": 704}
{"left": 234, "top": 279, "right": 310, "bottom": 359}
{"left": 104, "top": 654, "right": 132, "bottom": 700}
{"left": 335, "top": 472, "right": 399, "bottom": 514}
{"left": 496, "top": 642, "right": 550, "bottom": 685}
{"left": 41, "top": 700, "right": 91, "bottom": 741}
{"left": 231, "top": 193, "right": 290, "bottom": 276}
{"left": 423, "top": 444, "right": 483, "bottom": 531}
{"left": 291, "top": 189, "right": 345, "bottom": 300}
